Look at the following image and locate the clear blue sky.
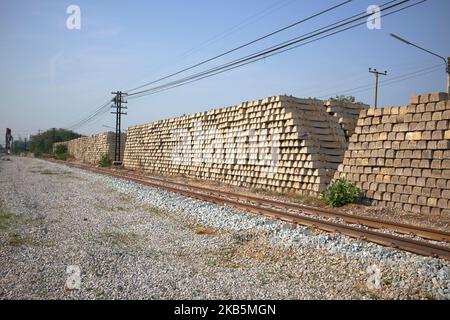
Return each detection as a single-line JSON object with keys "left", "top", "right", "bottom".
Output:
{"left": 1, "top": 0, "right": 449, "bottom": 143}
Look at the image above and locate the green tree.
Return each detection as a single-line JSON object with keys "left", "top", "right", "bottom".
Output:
{"left": 30, "top": 129, "right": 82, "bottom": 157}
{"left": 334, "top": 95, "right": 356, "bottom": 103}
{"left": 12, "top": 138, "right": 29, "bottom": 154}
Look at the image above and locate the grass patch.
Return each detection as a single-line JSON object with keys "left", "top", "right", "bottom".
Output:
{"left": 284, "top": 192, "right": 327, "bottom": 208}
{"left": 367, "top": 291, "right": 381, "bottom": 300}
{"left": 8, "top": 233, "right": 30, "bottom": 246}
{"left": 0, "top": 209, "right": 20, "bottom": 230}
{"left": 119, "top": 194, "right": 133, "bottom": 203}
{"left": 382, "top": 277, "right": 392, "bottom": 287}
{"left": 115, "top": 206, "right": 131, "bottom": 212}
{"left": 139, "top": 205, "right": 168, "bottom": 217}
{"left": 94, "top": 202, "right": 133, "bottom": 212}
{"left": 353, "top": 286, "right": 382, "bottom": 300}
{"left": 99, "top": 231, "right": 141, "bottom": 248}
{"left": 30, "top": 169, "right": 72, "bottom": 175}
{"left": 31, "top": 165, "right": 45, "bottom": 170}
{"left": 55, "top": 153, "right": 68, "bottom": 161}
{"left": 251, "top": 188, "right": 327, "bottom": 208}
{"left": 59, "top": 174, "right": 86, "bottom": 181}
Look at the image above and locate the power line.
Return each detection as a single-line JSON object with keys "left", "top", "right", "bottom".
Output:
{"left": 66, "top": 104, "right": 110, "bottom": 131}
{"left": 65, "top": 0, "right": 358, "bottom": 132}
{"left": 77, "top": 111, "right": 111, "bottom": 132}
{"left": 126, "top": 0, "right": 353, "bottom": 93}
{"left": 317, "top": 64, "right": 442, "bottom": 97}
{"left": 61, "top": 0, "right": 426, "bottom": 134}
{"left": 126, "top": 0, "right": 414, "bottom": 98}
{"left": 64, "top": 98, "right": 110, "bottom": 129}
{"left": 65, "top": 99, "right": 112, "bottom": 131}
{"left": 179, "top": 0, "right": 296, "bottom": 58}
{"left": 298, "top": 59, "right": 437, "bottom": 98}
{"left": 119, "top": 0, "right": 297, "bottom": 94}
{"left": 126, "top": 0, "right": 424, "bottom": 100}
{"left": 127, "top": 0, "right": 296, "bottom": 85}
{"left": 315, "top": 64, "right": 442, "bottom": 98}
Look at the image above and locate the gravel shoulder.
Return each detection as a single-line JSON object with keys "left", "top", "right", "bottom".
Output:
{"left": 0, "top": 156, "right": 448, "bottom": 300}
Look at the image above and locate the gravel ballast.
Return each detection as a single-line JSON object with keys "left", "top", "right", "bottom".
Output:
{"left": 0, "top": 156, "right": 448, "bottom": 299}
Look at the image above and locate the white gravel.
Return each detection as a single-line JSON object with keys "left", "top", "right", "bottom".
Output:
{"left": 0, "top": 156, "right": 448, "bottom": 299}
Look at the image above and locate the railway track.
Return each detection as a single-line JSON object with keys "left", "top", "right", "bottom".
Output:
{"left": 138, "top": 172, "right": 450, "bottom": 243}
{"left": 47, "top": 159, "right": 450, "bottom": 260}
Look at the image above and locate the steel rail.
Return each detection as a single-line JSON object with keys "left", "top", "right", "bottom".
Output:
{"left": 47, "top": 160, "right": 450, "bottom": 260}
{"left": 50, "top": 160, "right": 450, "bottom": 242}
{"left": 137, "top": 172, "right": 450, "bottom": 242}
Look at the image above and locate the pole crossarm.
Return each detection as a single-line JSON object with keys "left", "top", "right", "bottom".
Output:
{"left": 369, "top": 68, "right": 388, "bottom": 108}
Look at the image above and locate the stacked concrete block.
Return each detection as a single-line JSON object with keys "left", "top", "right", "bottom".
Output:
{"left": 325, "top": 100, "right": 368, "bottom": 138}
{"left": 335, "top": 92, "right": 450, "bottom": 216}
{"left": 53, "top": 132, "right": 126, "bottom": 165}
{"left": 124, "top": 95, "right": 366, "bottom": 195}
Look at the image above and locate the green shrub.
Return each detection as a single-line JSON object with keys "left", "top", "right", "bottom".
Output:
{"left": 321, "top": 178, "right": 360, "bottom": 207}
{"left": 98, "top": 154, "right": 111, "bottom": 167}
{"left": 54, "top": 144, "right": 68, "bottom": 155}
{"left": 54, "top": 144, "right": 68, "bottom": 161}
{"left": 34, "top": 151, "right": 43, "bottom": 158}
{"left": 56, "top": 153, "right": 68, "bottom": 161}
{"left": 30, "top": 128, "right": 82, "bottom": 156}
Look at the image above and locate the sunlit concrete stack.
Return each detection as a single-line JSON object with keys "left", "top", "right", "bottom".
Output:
{"left": 53, "top": 132, "right": 126, "bottom": 164}
{"left": 335, "top": 92, "right": 450, "bottom": 216}
{"left": 325, "top": 99, "right": 368, "bottom": 138}
{"left": 124, "top": 95, "right": 367, "bottom": 195}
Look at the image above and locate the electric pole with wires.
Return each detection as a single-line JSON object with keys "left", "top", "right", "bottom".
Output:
{"left": 369, "top": 68, "right": 387, "bottom": 108}
{"left": 111, "top": 91, "right": 127, "bottom": 164}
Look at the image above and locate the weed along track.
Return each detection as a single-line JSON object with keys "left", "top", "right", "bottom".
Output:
{"left": 47, "top": 159, "right": 450, "bottom": 260}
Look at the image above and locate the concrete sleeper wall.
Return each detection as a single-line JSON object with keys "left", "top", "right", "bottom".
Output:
{"left": 53, "top": 132, "right": 126, "bottom": 165}
{"left": 335, "top": 92, "right": 450, "bottom": 217}
{"left": 123, "top": 95, "right": 366, "bottom": 195}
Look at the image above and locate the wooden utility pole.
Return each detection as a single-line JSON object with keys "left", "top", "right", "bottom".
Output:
{"left": 111, "top": 91, "right": 127, "bottom": 164}
{"left": 447, "top": 57, "right": 449, "bottom": 95}
{"left": 369, "top": 68, "right": 387, "bottom": 108}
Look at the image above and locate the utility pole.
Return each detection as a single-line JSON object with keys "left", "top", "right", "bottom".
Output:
{"left": 5, "top": 128, "right": 12, "bottom": 154}
{"left": 52, "top": 128, "right": 56, "bottom": 144}
{"left": 447, "top": 57, "right": 450, "bottom": 95}
{"left": 369, "top": 68, "right": 387, "bottom": 108}
{"left": 111, "top": 91, "right": 127, "bottom": 164}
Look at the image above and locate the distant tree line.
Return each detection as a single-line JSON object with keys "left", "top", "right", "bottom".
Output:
{"left": 12, "top": 128, "right": 82, "bottom": 157}
{"left": 12, "top": 138, "right": 29, "bottom": 154}
{"left": 332, "top": 95, "right": 366, "bottom": 104}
